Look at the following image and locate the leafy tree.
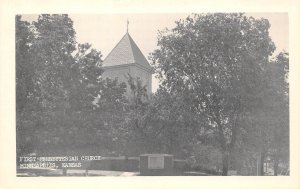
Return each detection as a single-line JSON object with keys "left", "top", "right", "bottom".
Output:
{"left": 269, "top": 52, "right": 289, "bottom": 175}
{"left": 16, "top": 15, "right": 38, "bottom": 156}
{"left": 27, "top": 14, "right": 78, "bottom": 152}
{"left": 16, "top": 15, "right": 35, "bottom": 113}
{"left": 237, "top": 51, "right": 289, "bottom": 175}
{"left": 31, "top": 14, "right": 76, "bottom": 111}
{"left": 70, "top": 43, "right": 103, "bottom": 111}
{"left": 259, "top": 52, "right": 289, "bottom": 175}
{"left": 93, "top": 78, "right": 127, "bottom": 155}
{"left": 16, "top": 14, "right": 128, "bottom": 156}
{"left": 119, "top": 75, "right": 151, "bottom": 155}
{"left": 148, "top": 87, "right": 205, "bottom": 157}
{"left": 150, "top": 13, "right": 276, "bottom": 175}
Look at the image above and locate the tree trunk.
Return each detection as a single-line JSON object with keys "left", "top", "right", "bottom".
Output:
{"left": 222, "top": 151, "right": 229, "bottom": 176}
{"left": 228, "top": 112, "right": 239, "bottom": 172}
{"left": 260, "top": 151, "right": 265, "bottom": 176}
{"left": 273, "top": 153, "right": 279, "bottom": 176}
{"left": 215, "top": 119, "right": 229, "bottom": 176}
{"left": 169, "top": 131, "right": 173, "bottom": 154}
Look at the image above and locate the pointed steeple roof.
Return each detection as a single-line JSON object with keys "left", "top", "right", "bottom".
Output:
{"left": 103, "top": 33, "right": 152, "bottom": 70}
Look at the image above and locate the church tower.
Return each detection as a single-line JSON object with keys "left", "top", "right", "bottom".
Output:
{"left": 102, "top": 32, "right": 153, "bottom": 94}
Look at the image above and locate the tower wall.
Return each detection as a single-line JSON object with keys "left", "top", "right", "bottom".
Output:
{"left": 102, "top": 64, "right": 152, "bottom": 94}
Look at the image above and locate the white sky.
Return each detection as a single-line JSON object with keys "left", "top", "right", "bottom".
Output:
{"left": 21, "top": 13, "right": 289, "bottom": 93}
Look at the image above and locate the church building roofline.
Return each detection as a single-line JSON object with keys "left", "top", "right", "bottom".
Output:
{"left": 103, "top": 33, "right": 152, "bottom": 70}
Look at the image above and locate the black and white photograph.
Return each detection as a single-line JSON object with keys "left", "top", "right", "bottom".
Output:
{"left": 15, "top": 13, "right": 290, "bottom": 177}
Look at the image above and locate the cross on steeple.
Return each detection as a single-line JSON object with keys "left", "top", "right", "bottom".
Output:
{"left": 127, "top": 19, "right": 129, "bottom": 33}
